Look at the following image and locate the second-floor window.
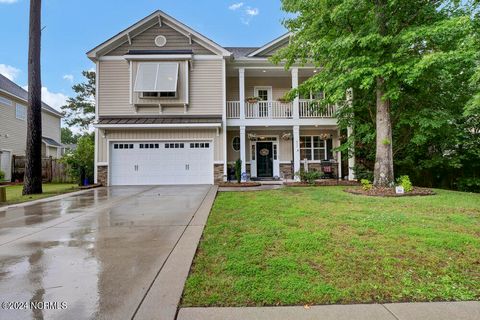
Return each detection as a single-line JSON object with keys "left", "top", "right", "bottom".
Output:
{"left": 15, "top": 104, "right": 26, "bottom": 120}
{"left": 134, "top": 62, "right": 179, "bottom": 98}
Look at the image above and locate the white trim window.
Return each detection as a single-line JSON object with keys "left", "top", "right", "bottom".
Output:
{"left": 300, "top": 136, "right": 327, "bottom": 161}
{"left": 254, "top": 86, "right": 273, "bottom": 101}
{"left": 0, "top": 96, "right": 13, "bottom": 106}
{"left": 232, "top": 136, "right": 240, "bottom": 152}
{"left": 15, "top": 103, "right": 27, "bottom": 120}
{"left": 134, "top": 62, "right": 179, "bottom": 97}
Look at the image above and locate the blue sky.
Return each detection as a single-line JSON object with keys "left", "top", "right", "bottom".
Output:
{"left": 0, "top": 0, "right": 287, "bottom": 111}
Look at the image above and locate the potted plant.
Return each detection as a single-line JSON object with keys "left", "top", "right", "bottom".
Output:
{"left": 245, "top": 96, "right": 261, "bottom": 103}
{"left": 277, "top": 96, "right": 292, "bottom": 103}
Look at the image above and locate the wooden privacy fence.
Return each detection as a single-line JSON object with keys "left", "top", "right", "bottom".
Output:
{"left": 12, "top": 156, "right": 72, "bottom": 183}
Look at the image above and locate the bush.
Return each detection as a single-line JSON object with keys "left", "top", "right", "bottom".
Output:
{"left": 296, "top": 169, "right": 323, "bottom": 185}
{"left": 396, "top": 175, "right": 413, "bottom": 192}
{"left": 457, "top": 178, "right": 480, "bottom": 193}
{"left": 0, "top": 170, "right": 4, "bottom": 181}
{"left": 234, "top": 159, "right": 242, "bottom": 183}
{"left": 353, "top": 163, "right": 373, "bottom": 181}
{"left": 61, "top": 134, "right": 94, "bottom": 186}
{"left": 361, "top": 179, "right": 373, "bottom": 190}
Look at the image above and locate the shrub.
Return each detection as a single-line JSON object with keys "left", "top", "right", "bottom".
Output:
{"left": 397, "top": 175, "right": 413, "bottom": 192}
{"left": 361, "top": 179, "right": 373, "bottom": 190}
{"left": 0, "top": 170, "right": 4, "bottom": 181}
{"left": 353, "top": 163, "right": 373, "bottom": 181}
{"left": 61, "top": 134, "right": 94, "bottom": 186}
{"left": 457, "top": 178, "right": 480, "bottom": 193}
{"left": 296, "top": 169, "right": 323, "bottom": 185}
{"left": 234, "top": 159, "right": 242, "bottom": 183}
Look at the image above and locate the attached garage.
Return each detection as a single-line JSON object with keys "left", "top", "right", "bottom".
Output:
{"left": 109, "top": 140, "right": 214, "bottom": 186}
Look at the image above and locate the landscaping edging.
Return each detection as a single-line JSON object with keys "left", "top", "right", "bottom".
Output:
{"left": 218, "top": 182, "right": 262, "bottom": 188}
{"left": 285, "top": 180, "right": 360, "bottom": 187}
{"left": 345, "top": 187, "right": 436, "bottom": 197}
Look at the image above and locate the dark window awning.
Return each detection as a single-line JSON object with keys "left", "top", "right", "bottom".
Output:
{"left": 42, "top": 137, "right": 63, "bottom": 147}
{"left": 95, "top": 116, "right": 222, "bottom": 128}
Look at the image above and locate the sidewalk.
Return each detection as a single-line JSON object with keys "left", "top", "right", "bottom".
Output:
{"left": 178, "top": 301, "right": 480, "bottom": 320}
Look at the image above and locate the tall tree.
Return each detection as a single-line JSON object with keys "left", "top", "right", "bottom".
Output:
{"left": 23, "top": 0, "right": 43, "bottom": 195}
{"left": 61, "top": 127, "right": 80, "bottom": 145}
{"left": 274, "top": 0, "right": 478, "bottom": 187}
{"left": 61, "top": 70, "right": 95, "bottom": 131}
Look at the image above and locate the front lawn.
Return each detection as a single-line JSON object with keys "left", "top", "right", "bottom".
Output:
{"left": 182, "top": 187, "right": 480, "bottom": 307}
{"left": 2, "top": 183, "right": 79, "bottom": 205}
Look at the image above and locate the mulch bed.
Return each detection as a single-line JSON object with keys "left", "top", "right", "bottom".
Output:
{"left": 285, "top": 180, "right": 360, "bottom": 187}
{"left": 345, "top": 186, "right": 435, "bottom": 197}
{"left": 218, "top": 182, "right": 262, "bottom": 188}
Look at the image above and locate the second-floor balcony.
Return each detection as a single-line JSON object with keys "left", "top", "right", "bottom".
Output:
{"left": 226, "top": 100, "right": 337, "bottom": 119}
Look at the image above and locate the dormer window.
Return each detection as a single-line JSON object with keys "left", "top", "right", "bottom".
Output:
{"left": 134, "top": 62, "right": 179, "bottom": 98}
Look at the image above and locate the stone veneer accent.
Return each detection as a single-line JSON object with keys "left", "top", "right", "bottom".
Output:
{"left": 214, "top": 164, "right": 224, "bottom": 184}
{"left": 280, "top": 163, "right": 294, "bottom": 180}
{"left": 308, "top": 162, "right": 339, "bottom": 179}
{"left": 97, "top": 165, "right": 108, "bottom": 186}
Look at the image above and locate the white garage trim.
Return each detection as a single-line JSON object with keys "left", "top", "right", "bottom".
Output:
{"left": 107, "top": 139, "right": 214, "bottom": 186}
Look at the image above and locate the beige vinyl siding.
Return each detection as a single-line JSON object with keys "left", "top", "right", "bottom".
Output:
{"left": 98, "top": 60, "right": 132, "bottom": 116}
{"left": 97, "top": 128, "right": 224, "bottom": 163}
{"left": 106, "top": 23, "right": 213, "bottom": 56}
{"left": 189, "top": 59, "right": 223, "bottom": 115}
{"left": 226, "top": 76, "right": 311, "bottom": 101}
{"left": 98, "top": 59, "right": 223, "bottom": 116}
{"left": 42, "top": 112, "right": 61, "bottom": 142}
{"left": 0, "top": 92, "right": 61, "bottom": 157}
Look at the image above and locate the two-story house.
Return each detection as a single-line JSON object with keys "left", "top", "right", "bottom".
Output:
{"left": 0, "top": 74, "right": 63, "bottom": 182}
{"left": 88, "top": 10, "right": 355, "bottom": 186}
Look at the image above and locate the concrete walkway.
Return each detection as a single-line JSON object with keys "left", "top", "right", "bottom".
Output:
{"left": 178, "top": 301, "right": 480, "bottom": 320}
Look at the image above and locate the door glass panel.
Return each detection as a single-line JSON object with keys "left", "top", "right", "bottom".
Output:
{"left": 257, "top": 90, "right": 268, "bottom": 101}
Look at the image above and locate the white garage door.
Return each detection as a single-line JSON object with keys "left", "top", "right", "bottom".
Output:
{"left": 109, "top": 141, "right": 214, "bottom": 186}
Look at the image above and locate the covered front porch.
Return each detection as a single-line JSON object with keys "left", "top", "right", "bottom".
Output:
{"left": 226, "top": 126, "right": 353, "bottom": 182}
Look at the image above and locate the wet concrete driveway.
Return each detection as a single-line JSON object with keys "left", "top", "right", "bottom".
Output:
{"left": 0, "top": 185, "right": 213, "bottom": 320}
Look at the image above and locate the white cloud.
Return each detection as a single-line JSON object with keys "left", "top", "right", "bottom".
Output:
{"left": 245, "top": 7, "right": 259, "bottom": 16}
{"left": 0, "top": 64, "right": 20, "bottom": 81}
{"left": 63, "top": 74, "right": 74, "bottom": 83}
{"left": 240, "top": 7, "right": 260, "bottom": 25}
{"left": 229, "top": 2, "right": 243, "bottom": 10}
{"left": 0, "top": 0, "right": 19, "bottom": 3}
{"left": 22, "top": 85, "right": 69, "bottom": 112}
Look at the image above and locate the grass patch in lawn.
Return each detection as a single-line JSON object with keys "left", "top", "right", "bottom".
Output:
{"left": 2, "top": 183, "right": 79, "bottom": 205}
{"left": 182, "top": 187, "right": 480, "bottom": 307}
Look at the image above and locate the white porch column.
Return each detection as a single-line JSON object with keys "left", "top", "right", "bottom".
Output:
{"left": 347, "top": 126, "right": 355, "bottom": 180}
{"left": 291, "top": 68, "right": 299, "bottom": 120}
{"left": 239, "top": 68, "right": 245, "bottom": 120}
{"left": 240, "top": 126, "right": 247, "bottom": 181}
{"left": 337, "top": 129, "right": 343, "bottom": 180}
{"left": 293, "top": 125, "right": 301, "bottom": 181}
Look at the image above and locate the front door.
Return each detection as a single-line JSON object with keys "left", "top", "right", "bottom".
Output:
{"left": 256, "top": 142, "right": 273, "bottom": 178}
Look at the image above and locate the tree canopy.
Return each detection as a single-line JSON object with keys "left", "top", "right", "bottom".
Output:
{"left": 274, "top": 0, "right": 480, "bottom": 190}
{"left": 61, "top": 70, "right": 95, "bottom": 131}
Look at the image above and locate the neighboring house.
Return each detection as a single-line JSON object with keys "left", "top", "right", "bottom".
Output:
{"left": 0, "top": 74, "right": 63, "bottom": 181}
{"left": 88, "top": 10, "right": 355, "bottom": 186}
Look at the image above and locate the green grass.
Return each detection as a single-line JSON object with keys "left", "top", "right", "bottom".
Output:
{"left": 2, "top": 183, "right": 79, "bottom": 205}
{"left": 182, "top": 187, "right": 480, "bottom": 307}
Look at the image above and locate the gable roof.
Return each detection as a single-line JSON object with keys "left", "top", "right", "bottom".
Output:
{"left": 0, "top": 74, "right": 63, "bottom": 117}
{"left": 247, "top": 33, "right": 291, "bottom": 58}
{"left": 87, "top": 10, "right": 232, "bottom": 60}
{"left": 224, "top": 47, "right": 259, "bottom": 59}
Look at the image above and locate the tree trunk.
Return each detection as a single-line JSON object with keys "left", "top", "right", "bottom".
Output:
{"left": 373, "top": 77, "right": 394, "bottom": 187}
{"left": 23, "top": 0, "right": 43, "bottom": 195}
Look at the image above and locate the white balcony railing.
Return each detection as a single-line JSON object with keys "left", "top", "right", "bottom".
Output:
{"left": 226, "top": 100, "right": 337, "bottom": 119}
{"left": 226, "top": 101, "right": 240, "bottom": 119}
{"left": 245, "top": 101, "right": 292, "bottom": 119}
{"left": 299, "top": 100, "right": 337, "bottom": 118}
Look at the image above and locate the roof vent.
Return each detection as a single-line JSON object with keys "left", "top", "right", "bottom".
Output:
{"left": 155, "top": 35, "right": 167, "bottom": 47}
